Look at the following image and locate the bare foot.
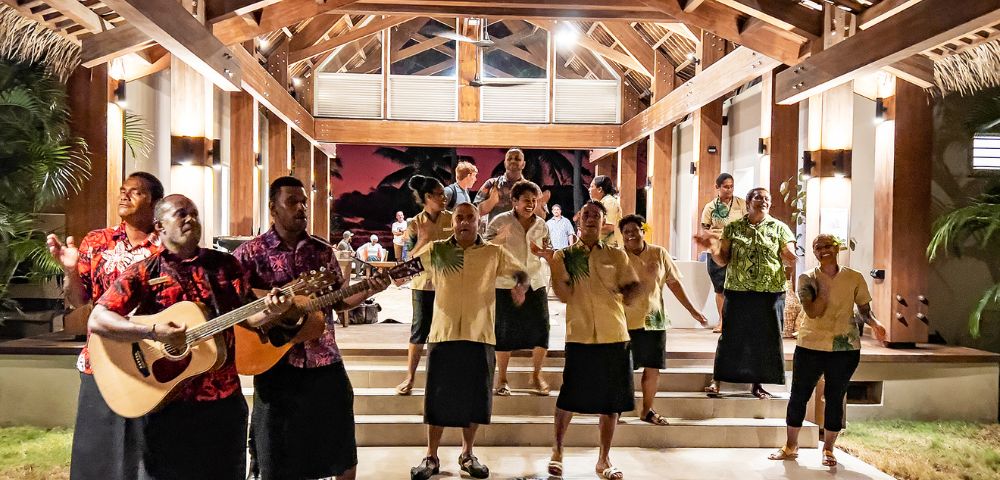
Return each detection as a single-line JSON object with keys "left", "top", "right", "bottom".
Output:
{"left": 751, "top": 384, "right": 773, "bottom": 399}
{"left": 395, "top": 380, "right": 413, "bottom": 396}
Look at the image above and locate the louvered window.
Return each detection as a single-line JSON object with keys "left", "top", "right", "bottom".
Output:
{"left": 314, "top": 73, "right": 383, "bottom": 119}
{"left": 480, "top": 80, "right": 548, "bottom": 123}
{"left": 554, "top": 79, "right": 620, "bottom": 124}
{"left": 388, "top": 76, "right": 458, "bottom": 121}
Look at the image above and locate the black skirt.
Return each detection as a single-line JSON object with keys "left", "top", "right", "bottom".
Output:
{"left": 714, "top": 290, "right": 786, "bottom": 385}
{"left": 707, "top": 257, "right": 728, "bottom": 293}
{"left": 410, "top": 289, "right": 435, "bottom": 344}
{"left": 424, "top": 341, "right": 495, "bottom": 427}
{"left": 142, "top": 393, "right": 248, "bottom": 480}
{"left": 70, "top": 372, "right": 145, "bottom": 480}
{"left": 251, "top": 361, "right": 357, "bottom": 479}
{"left": 628, "top": 329, "right": 666, "bottom": 370}
{"left": 557, "top": 342, "right": 635, "bottom": 415}
{"left": 495, "top": 287, "right": 550, "bottom": 351}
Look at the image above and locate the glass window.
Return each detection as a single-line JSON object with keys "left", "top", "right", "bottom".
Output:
{"left": 390, "top": 18, "right": 457, "bottom": 76}
{"left": 482, "top": 20, "right": 547, "bottom": 79}
{"left": 318, "top": 30, "right": 384, "bottom": 74}
{"left": 554, "top": 44, "right": 617, "bottom": 80}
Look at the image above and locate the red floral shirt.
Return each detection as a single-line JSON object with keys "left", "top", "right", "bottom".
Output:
{"left": 97, "top": 249, "right": 250, "bottom": 403}
{"left": 232, "top": 226, "right": 346, "bottom": 368}
{"left": 76, "top": 223, "right": 161, "bottom": 374}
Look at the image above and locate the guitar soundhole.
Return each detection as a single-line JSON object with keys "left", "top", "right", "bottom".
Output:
{"left": 151, "top": 355, "right": 192, "bottom": 383}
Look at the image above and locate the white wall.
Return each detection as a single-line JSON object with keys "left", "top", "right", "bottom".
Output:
{"left": 672, "top": 120, "right": 695, "bottom": 259}
{"left": 850, "top": 95, "right": 877, "bottom": 286}
{"left": 723, "top": 84, "right": 763, "bottom": 196}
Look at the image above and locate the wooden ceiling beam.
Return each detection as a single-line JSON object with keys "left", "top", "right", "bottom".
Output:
{"left": 883, "top": 55, "right": 935, "bottom": 89}
{"left": 211, "top": 0, "right": 359, "bottom": 45}
{"left": 775, "top": 0, "right": 1000, "bottom": 104}
{"left": 620, "top": 47, "right": 781, "bottom": 146}
{"left": 314, "top": 118, "right": 620, "bottom": 148}
{"left": 600, "top": 22, "right": 656, "bottom": 78}
{"left": 232, "top": 45, "right": 315, "bottom": 139}
{"left": 713, "top": 0, "right": 822, "bottom": 38}
{"left": 46, "top": 0, "right": 111, "bottom": 32}
{"left": 289, "top": 15, "right": 414, "bottom": 65}
{"left": 81, "top": 23, "right": 155, "bottom": 68}
{"left": 290, "top": 14, "right": 345, "bottom": 50}
{"left": 339, "top": 3, "right": 675, "bottom": 22}
{"left": 102, "top": 0, "right": 242, "bottom": 91}
{"left": 206, "top": 0, "right": 284, "bottom": 19}
{"left": 640, "top": 0, "right": 804, "bottom": 64}
{"left": 530, "top": 19, "right": 650, "bottom": 76}
{"left": 857, "top": 0, "right": 921, "bottom": 30}
{"left": 682, "top": 0, "right": 708, "bottom": 12}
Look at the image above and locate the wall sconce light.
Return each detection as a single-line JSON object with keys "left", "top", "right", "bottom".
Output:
{"left": 210, "top": 139, "right": 222, "bottom": 170}
{"left": 803, "top": 149, "right": 852, "bottom": 179}
{"left": 689, "top": 162, "right": 697, "bottom": 175}
{"left": 685, "top": 52, "right": 700, "bottom": 66}
{"left": 254, "top": 152, "right": 263, "bottom": 170}
{"left": 802, "top": 150, "right": 814, "bottom": 180}
{"left": 170, "top": 135, "right": 211, "bottom": 167}
{"left": 875, "top": 97, "right": 886, "bottom": 124}
{"left": 758, "top": 137, "right": 769, "bottom": 155}
{"left": 113, "top": 81, "right": 127, "bottom": 108}
{"left": 645, "top": 176, "right": 653, "bottom": 190}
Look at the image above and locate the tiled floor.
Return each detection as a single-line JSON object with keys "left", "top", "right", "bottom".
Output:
{"left": 354, "top": 446, "right": 894, "bottom": 479}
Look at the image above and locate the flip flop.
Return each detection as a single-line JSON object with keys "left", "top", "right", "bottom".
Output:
{"left": 547, "top": 460, "right": 563, "bottom": 476}
{"left": 641, "top": 410, "right": 669, "bottom": 425}
{"left": 494, "top": 383, "right": 512, "bottom": 396}
{"left": 531, "top": 380, "right": 551, "bottom": 396}
{"left": 395, "top": 382, "right": 413, "bottom": 396}
{"left": 600, "top": 466, "right": 624, "bottom": 479}
{"left": 704, "top": 382, "right": 722, "bottom": 398}
{"left": 822, "top": 449, "right": 837, "bottom": 467}
{"left": 768, "top": 446, "right": 799, "bottom": 460}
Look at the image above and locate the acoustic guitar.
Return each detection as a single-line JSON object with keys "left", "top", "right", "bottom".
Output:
{"left": 235, "top": 258, "right": 424, "bottom": 375}
{"left": 88, "top": 269, "right": 337, "bottom": 418}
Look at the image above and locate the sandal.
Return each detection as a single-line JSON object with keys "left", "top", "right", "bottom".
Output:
{"left": 531, "top": 379, "right": 551, "bottom": 396}
{"left": 641, "top": 409, "right": 669, "bottom": 425}
{"left": 751, "top": 386, "right": 773, "bottom": 399}
{"left": 768, "top": 446, "right": 798, "bottom": 460}
{"left": 395, "top": 381, "right": 413, "bottom": 396}
{"left": 822, "top": 449, "right": 837, "bottom": 467}
{"left": 547, "top": 460, "right": 563, "bottom": 477}
{"left": 599, "top": 466, "right": 624, "bottom": 479}
{"left": 494, "top": 383, "right": 511, "bottom": 396}
{"left": 410, "top": 456, "right": 439, "bottom": 480}
{"left": 459, "top": 453, "right": 489, "bottom": 479}
{"left": 704, "top": 382, "right": 721, "bottom": 398}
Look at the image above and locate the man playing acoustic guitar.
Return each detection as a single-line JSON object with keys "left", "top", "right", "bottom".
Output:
{"left": 89, "top": 194, "right": 301, "bottom": 480}
{"left": 233, "top": 176, "right": 389, "bottom": 480}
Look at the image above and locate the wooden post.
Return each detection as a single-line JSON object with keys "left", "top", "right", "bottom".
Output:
{"left": 617, "top": 143, "right": 638, "bottom": 215}
{"left": 267, "top": 113, "right": 290, "bottom": 185}
{"left": 66, "top": 65, "right": 112, "bottom": 239}
{"left": 267, "top": 38, "right": 289, "bottom": 91}
{"left": 693, "top": 32, "right": 727, "bottom": 259}
{"left": 312, "top": 147, "right": 330, "bottom": 240}
{"left": 291, "top": 131, "right": 312, "bottom": 185}
{"left": 872, "top": 79, "right": 932, "bottom": 345}
{"left": 457, "top": 19, "right": 479, "bottom": 122}
{"left": 647, "top": 51, "right": 675, "bottom": 248}
{"left": 762, "top": 68, "right": 800, "bottom": 227}
{"left": 229, "top": 92, "right": 256, "bottom": 236}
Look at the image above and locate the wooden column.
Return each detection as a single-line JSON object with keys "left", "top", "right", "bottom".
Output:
{"left": 762, "top": 68, "right": 800, "bottom": 227}
{"left": 647, "top": 51, "right": 675, "bottom": 248}
{"left": 267, "top": 113, "right": 289, "bottom": 185}
{"left": 266, "top": 38, "right": 289, "bottom": 91}
{"left": 229, "top": 92, "right": 256, "bottom": 235}
{"left": 693, "top": 31, "right": 727, "bottom": 258}
{"left": 312, "top": 147, "right": 330, "bottom": 240}
{"left": 457, "top": 19, "right": 479, "bottom": 122}
{"left": 291, "top": 131, "right": 312, "bottom": 185}
{"left": 66, "top": 65, "right": 112, "bottom": 239}
{"left": 872, "top": 79, "right": 932, "bottom": 345}
{"left": 617, "top": 143, "right": 638, "bottom": 215}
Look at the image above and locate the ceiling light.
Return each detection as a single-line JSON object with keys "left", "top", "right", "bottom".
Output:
{"left": 468, "top": 18, "right": 481, "bottom": 26}
{"left": 292, "top": 77, "right": 303, "bottom": 87}
{"left": 259, "top": 38, "right": 269, "bottom": 50}
{"left": 555, "top": 24, "right": 579, "bottom": 48}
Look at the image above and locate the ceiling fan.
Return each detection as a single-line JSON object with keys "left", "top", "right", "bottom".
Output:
{"left": 468, "top": 75, "right": 535, "bottom": 88}
{"left": 429, "top": 29, "right": 496, "bottom": 49}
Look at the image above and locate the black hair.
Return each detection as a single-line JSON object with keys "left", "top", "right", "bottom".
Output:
{"left": 510, "top": 179, "right": 541, "bottom": 200}
{"left": 593, "top": 175, "right": 618, "bottom": 195}
{"left": 582, "top": 199, "right": 607, "bottom": 216}
{"left": 407, "top": 175, "right": 444, "bottom": 206}
{"left": 269, "top": 176, "right": 305, "bottom": 204}
{"left": 715, "top": 173, "right": 734, "bottom": 187}
{"left": 619, "top": 214, "right": 645, "bottom": 232}
{"left": 746, "top": 187, "right": 770, "bottom": 205}
{"left": 127, "top": 171, "right": 164, "bottom": 203}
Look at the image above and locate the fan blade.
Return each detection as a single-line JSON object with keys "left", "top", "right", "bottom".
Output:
{"left": 429, "top": 29, "right": 495, "bottom": 48}
{"left": 469, "top": 80, "right": 536, "bottom": 88}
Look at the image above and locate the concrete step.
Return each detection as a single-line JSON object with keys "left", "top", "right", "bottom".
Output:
{"left": 352, "top": 415, "right": 818, "bottom": 448}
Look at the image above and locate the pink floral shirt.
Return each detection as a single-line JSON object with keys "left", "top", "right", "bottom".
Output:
{"left": 232, "top": 227, "right": 347, "bottom": 368}
{"left": 76, "top": 223, "right": 161, "bottom": 374}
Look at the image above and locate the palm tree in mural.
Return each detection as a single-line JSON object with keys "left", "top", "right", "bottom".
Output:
{"left": 0, "top": 60, "right": 90, "bottom": 309}
{"left": 376, "top": 147, "right": 458, "bottom": 187}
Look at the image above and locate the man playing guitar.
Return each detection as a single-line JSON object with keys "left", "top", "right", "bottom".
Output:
{"left": 89, "top": 194, "right": 299, "bottom": 480}
{"left": 232, "top": 176, "right": 389, "bottom": 480}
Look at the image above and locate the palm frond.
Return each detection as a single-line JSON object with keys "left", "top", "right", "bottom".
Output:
{"left": 123, "top": 110, "right": 154, "bottom": 159}
{"left": 969, "top": 283, "right": 1000, "bottom": 339}
{"left": 26, "top": 138, "right": 91, "bottom": 208}
{"left": 561, "top": 246, "right": 590, "bottom": 286}
{"left": 430, "top": 241, "right": 464, "bottom": 276}
{"left": 927, "top": 190, "right": 1000, "bottom": 261}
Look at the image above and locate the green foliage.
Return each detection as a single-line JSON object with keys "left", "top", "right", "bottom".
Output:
{"left": 429, "top": 241, "right": 464, "bottom": 276}
{"left": 778, "top": 169, "right": 808, "bottom": 227}
{"left": 122, "top": 110, "right": 153, "bottom": 160}
{"left": 927, "top": 182, "right": 1000, "bottom": 338}
{"left": 0, "top": 59, "right": 90, "bottom": 307}
{"left": 561, "top": 245, "right": 590, "bottom": 286}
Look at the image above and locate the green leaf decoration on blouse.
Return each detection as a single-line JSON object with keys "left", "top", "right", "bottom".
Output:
{"left": 832, "top": 334, "right": 856, "bottom": 352}
{"left": 430, "top": 241, "right": 464, "bottom": 276}
{"left": 645, "top": 309, "right": 666, "bottom": 330}
{"left": 561, "top": 246, "right": 591, "bottom": 286}
{"left": 711, "top": 200, "right": 731, "bottom": 220}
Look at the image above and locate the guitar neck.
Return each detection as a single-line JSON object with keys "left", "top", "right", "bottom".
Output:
{"left": 304, "top": 278, "right": 373, "bottom": 312}
{"left": 184, "top": 285, "right": 296, "bottom": 346}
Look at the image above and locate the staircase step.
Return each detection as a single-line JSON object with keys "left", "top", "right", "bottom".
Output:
{"left": 352, "top": 415, "right": 818, "bottom": 448}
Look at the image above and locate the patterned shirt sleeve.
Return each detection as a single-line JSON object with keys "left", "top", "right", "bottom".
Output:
{"left": 778, "top": 221, "right": 795, "bottom": 246}
{"left": 96, "top": 262, "right": 145, "bottom": 316}
{"left": 473, "top": 178, "right": 496, "bottom": 205}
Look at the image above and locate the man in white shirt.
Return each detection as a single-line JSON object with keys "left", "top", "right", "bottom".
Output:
{"left": 545, "top": 204, "right": 575, "bottom": 250}
{"left": 356, "top": 234, "right": 386, "bottom": 277}
{"left": 391, "top": 211, "right": 408, "bottom": 261}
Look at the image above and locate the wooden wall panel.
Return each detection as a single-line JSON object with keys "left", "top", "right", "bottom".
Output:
{"left": 764, "top": 68, "right": 800, "bottom": 227}
{"left": 229, "top": 92, "right": 256, "bottom": 235}
{"left": 66, "top": 65, "right": 111, "bottom": 239}
{"left": 266, "top": 112, "right": 289, "bottom": 185}
{"left": 291, "top": 131, "right": 312, "bottom": 186}
{"left": 458, "top": 20, "right": 479, "bottom": 122}
{"left": 312, "top": 147, "right": 330, "bottom": 240}
{"left": 648, "top": 51, "right": 675, "bottom": 248}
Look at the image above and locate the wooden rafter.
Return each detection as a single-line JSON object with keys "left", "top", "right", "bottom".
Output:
{"left": 102, "top": 0, "right": 243, "bottom": 91}
{"left": 530, "top": 19, "right": 650, "bottom": 76}
{"left": 211, "top": 0, "right": 359, "bottom": 45}
{"left": 640, "top": 0, "right": 805, "bottom": 64}
{"left": 81, "top": 24, "right": 155, "bottom": 68}
{"left": 857, "top": 0, "right": 921, "bottom": 30}
{"left": 337, "top": 2, "right": 675, "bottom": 22}
{"left": 290, "top": 14, "right": 348, "bottom": 50}
{"left": 46, "top": 0, "right": 110, "bottom": 32}
{"left": 714, "top": 0, "right": 822, "bottom": 38}
{"left": 600, "top": 22, "right": 655, "bottom": 78}
{"left": 289, "top": 15, "right": 413, "bottom": 65}
{"left": 775, "top": 0, "right": 1000, "bottom": 104}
